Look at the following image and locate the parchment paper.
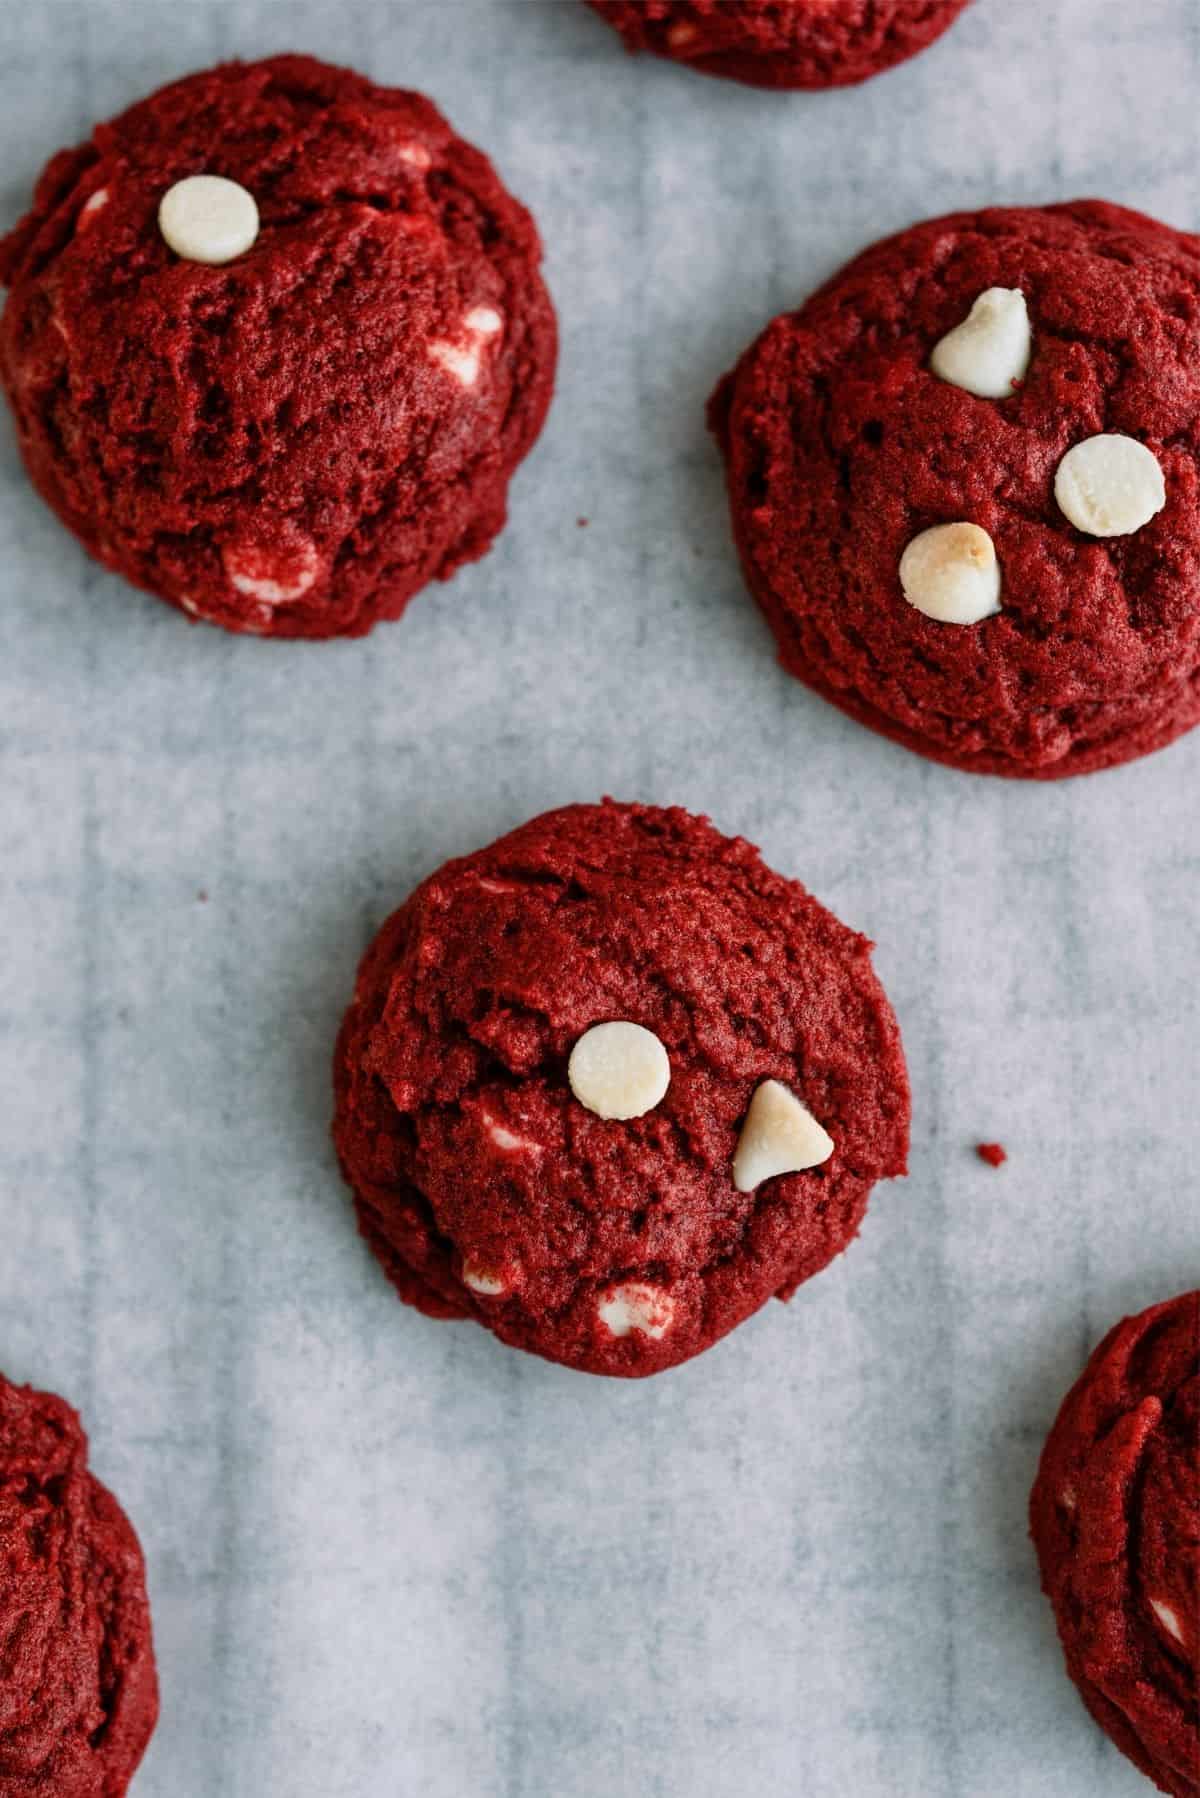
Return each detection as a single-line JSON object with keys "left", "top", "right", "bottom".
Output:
{"left": 1, "top": 3, "right": 1196, "bottom": 1791}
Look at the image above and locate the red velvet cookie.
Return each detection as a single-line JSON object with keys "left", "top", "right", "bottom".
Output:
{"left": 0, "top": 1373, "right": 158, "bottom": 1795}
{"left": 1031, "top": 1292, "right": 1199, "bottom": 1798}
{"left": 585, "top": 0, "right": 972, "bottom": 89}
{"left": 711, "top": 202, "right": 1200, "bottom": 777}
{"left": 0, "top": 56, "right": 556, "bottom": 638}
{"left": 332, "top": 800, "right": 909, "bottom": 1378}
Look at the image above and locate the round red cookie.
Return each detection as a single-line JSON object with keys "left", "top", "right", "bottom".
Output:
{"left": 332, "top": 800, "right": 909, "bottom": 1378}
{"left": 584, "top": 0, "right": 972, "bottom": 89}
{"left": 1031, "top": 1292, "right": 1199, "bottom": 1798}
{"left": 0, "top": 1373, "right": 158, "bottom": 1795}
{"left": 0, "top": 56, "right": 556, "bottom": 638}
{"left": 711, "top": 201, "right": 1200, "bottom": 777}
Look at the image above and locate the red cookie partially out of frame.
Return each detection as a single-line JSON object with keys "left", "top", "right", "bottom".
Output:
{"left": 0, "top": 56, "right": 556, "bottom": 638}
{"left": 1031, "top": 1292, "right": 1199, "bottom": 1798}
{"left": 333, "top": 800, "right": 910, "bottom": 1378}
{"left": 711, "top": 201, "right": 1200, "bottom": 778}
{"left": 585, "top": 0, "right": 972, "bottom": 89}
{"left": 0, "top": 1372, "right": 158, "bottom": 1796}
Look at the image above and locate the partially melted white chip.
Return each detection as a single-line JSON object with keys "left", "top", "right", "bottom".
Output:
{"left": 568, "top": 1021, "right": 670, "bottom": 1121}
{"left": 1054, "top": 433, "right": 1166, "bottom": 538}
{"left": 1150, "top": 1599, "right": 1185, "bottom": 1646}
{"left": 463, "top": 1262, "right": 507, "bottom": 1297}
{"left": 900, "top": 522, "right": 1002, "bottom": 626}
{"left": 159, "top": 175, "right": 260, "bottom": 266}
{"left": 598, "top": 1282, "right": 674, "bottom": 1341}
{"left": 733, "top": 1079, "right": 834, "bottom": 1193}
{"left": 78, "top": 188, "right": 110, "bottom": 231}
{"left": 428, "top": 306, "right": 504, "bottom": 389}
{"left": 222, "top": 536, "right": 320, "bottom": 605}
{"left": 479, "top": 1107, "right": 542, "bottom": 1157}
{"left": 429, "top": 341, "right": 482, "bottom": 386}
{"left": 930, "top": 288, "right": 1032, "bottom": 399}
{"left": 465, "top": 306, "right": 503, "bottom": 338}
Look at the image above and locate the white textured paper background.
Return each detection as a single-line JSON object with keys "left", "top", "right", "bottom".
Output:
{"left": 1, "top": 2, "right": 1196, "bottom": 1793}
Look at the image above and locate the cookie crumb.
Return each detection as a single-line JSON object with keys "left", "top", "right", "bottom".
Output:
{"left": 976, "top": 1142, "right": 1007, "bottom": 1168}
{"left": 577, "top": 516, "right": 589, "bottom": 528}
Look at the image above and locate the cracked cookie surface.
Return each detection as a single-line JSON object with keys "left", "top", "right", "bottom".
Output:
{"left": 0, "top": 1373, "right": 158, "bottom": 1796}
{"left": 0, "top": 55, "right": 556, "bottom": 638}
{"left": 711, "top": 202, "right": 1200, "bottom": 777}
{"left": 332, "top": 800, "right": 909, "bottom": 1378}
{"left": 585, "top": 0, "right": 971, "bottom": 89}
{"left": 1031, "top": 1292, "right": 1199, "bottom": 1798}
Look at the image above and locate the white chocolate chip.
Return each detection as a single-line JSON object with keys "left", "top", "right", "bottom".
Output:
{"left": 226, "top": 567, "right": 310, "bottom": 605}
{"left": 159, "top": 175, "right": 260, "bottom": 266}
{"left": 465, "top": 306, "right": 503, "bottom": 338}
{"left": 78, "top": 188, "right": 110, "bottom": 231}
{"left": 489, "top": 1122, "right": 530, "bottom": 1152}
{"left": 478, "top": 1107, "right": 542, "bottom": 1157}
{"left": 930, "top": 288, "right": 1032, "bottom": 399}
{"left": 1054, "top": 434, "right": 1166, "bottom": 538}
{"left": 900, "top": 522, "right": 1002, "bottom": 626}
{"left": 428, "top": 307, "right": 504, "bottom": 389}
{"left": 429, "top": 341, "right": 483, "bottom": 387}
{"left": 222, "top": 534, "right": 319, "bottom": 605}
{"left": 732, "top": 1079, "right": 834, "bottom": 1193}
{"left": 463, "top": 1262, "right": 507, "bottom": 1297}
{"left": 568, "top": 1022, "right": 670, "bottom": 1121}
{"left": 1151, "top": 1599, "right": 1185, "bottom": 1646}
{"left": 597, "top": 1282, "right": 674, "bottom": 1341}
{"left": 398, "top": 142, "right": 432, "bottom": 171}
